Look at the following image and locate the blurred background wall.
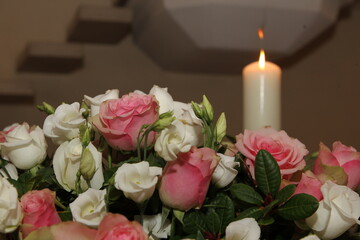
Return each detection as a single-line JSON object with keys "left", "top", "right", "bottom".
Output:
{"left": 0, "top": 0, "right": 359, "bottom": 152}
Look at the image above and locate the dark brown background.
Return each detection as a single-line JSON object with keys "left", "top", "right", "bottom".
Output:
{"left": 0, "top": 0, "right": 359, "bottom": 152}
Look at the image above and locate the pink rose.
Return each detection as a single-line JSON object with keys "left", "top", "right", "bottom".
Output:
{"left": 294, "top": 171, "right": 324, "bottom": 201}
{"left": 158, "top": 147, "right": 219, "bottom": 211}
{"left": 0, "top": 127, "right": 12, "bottom": 142}
{"left": 95, "top": 213, "right": 147, "bottom": 240}
{"left": 20, "top": 189, "right": 61, "bottom": 238}
{"left": 94, "top": 93, "right": 159, "bottom": 151}
{"left": 1, "top": 124, "right": 18, "bottom": 141}
{"left": 235, "top": 127, "right": 308, "bottom": 179}
{"left": 24, "top": 221, "right": 97, "bottom": 240}
{"left": 313, "top": 142, "right": 360, "bottom": 190}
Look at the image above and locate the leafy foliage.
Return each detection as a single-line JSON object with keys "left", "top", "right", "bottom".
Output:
{"left": 230, "top": 183, "right": 263, "bottom": 205}
{"left": 183, "top": 211, "right": 207, "bottom": 234}
{"left": 276, "top": 184, "right": 296, "bottom": 204}
{"left": 277, "top": 194, "right": 319, "bottom": 220}
{"left": 207, "top": 193, "right": 235, "bottom": 234}
{"left": 255, "top": 150, "right": 281, "bottom": 197}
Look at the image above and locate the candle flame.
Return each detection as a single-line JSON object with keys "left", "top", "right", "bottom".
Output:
{"left": 258, "top": 28, "right": 264, "bottom": 39}
{"left": 259, "top": 49, "right": 265, "bottom": 69}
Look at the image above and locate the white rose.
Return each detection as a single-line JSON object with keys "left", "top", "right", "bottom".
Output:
{"left": 114, "top": 161, "right": 162, "bottom": 203}
{"left": 84, "top": 89, "right": 119, "bottom": 117}
{"left": 135, "top": 214, "right": 170, "bottom": 239}
{"left": 148, "top": 86, "right": 202, "bottom": 125}
{"left": 149, "top": 85, "right": 174, "bottom": 115}
{"left": 0, "top": 123, "right": 47, "bottom": 170}
{"left": 173, "top": 102, "right": 202, "bottom": 126}
{"left": 43, "top": 102, "right": 85, "bottom": 145}
{"left": 305, "top": 181, "right": 360, "bottom": 240}
{"left": 53, "top": 138, "right": 104, "bottom": 192}
{"left": 0, "top": 175, "right": 22, "bottom": 233}
{"left": 0, "top": 163, "right": 18, "bottom": 180}
{"left": 155, "top": 119, "right": 202, "bottom": 161}
{"left": 225, "top": 218, "right": 261, "bottom": 240}
{"left": 70, "top": 188, "right": 106, "bottom": 228}
{"left": 300, "top": 234, "right": 320, "bottom": 240}
{"left": 212, "top": 153, "right": 239, "bottom": 188}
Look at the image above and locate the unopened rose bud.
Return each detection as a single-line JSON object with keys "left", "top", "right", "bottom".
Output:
{"left": 80, "top": 148, "right": 96, "bottom": 182}
{"left": 81, "top": 126, "right": 91, "bottom": 147}
{"left": 201, "top": 95, "right": 214, "bottom": 123}
{"left": 37, "top": 102, "right": 55, "bottom": 115}
{"left": 215, "top": 112, "right": 226, "bottom": 143}
{"left": 152, "top": 115, "right": 175, "bottom": 132}
{"left": 191, "top": 102, "right": 202, "bottom": 119}
{"left": 81, "top": 102, "right": 90, "bottom": 119}
{"left": 159, "top": 111, "right": 173, "bottom": 119}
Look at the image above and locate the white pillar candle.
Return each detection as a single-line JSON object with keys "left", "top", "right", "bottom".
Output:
{"left": 242, "top": 50, "right": 281, "bottom": 130}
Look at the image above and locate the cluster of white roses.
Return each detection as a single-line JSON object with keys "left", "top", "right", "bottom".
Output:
{"left": 1, "top": 85, "right": 358, "bottom": 240}
{"left": 0, "top": 86, "right": 241, "bottom": 236}
{"left": 146, "top": 86, "right": 240, "bottom": 188}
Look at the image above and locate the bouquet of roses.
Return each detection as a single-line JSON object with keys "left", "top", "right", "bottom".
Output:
{"left": 0, "top": 85, "right": 359, "bottom": 240}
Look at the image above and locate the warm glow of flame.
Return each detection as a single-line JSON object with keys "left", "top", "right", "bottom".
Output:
{"left": 258, "top": 28, "right": 264, "bottom": 39}
{"left": 259, "top": 49, "right": 265, "bottom": 69}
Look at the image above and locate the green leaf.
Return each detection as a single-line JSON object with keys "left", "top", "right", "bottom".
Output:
{"left": 161, "top": 206, "right": 171, "bottom": 229}
{"left": 255, "top": 150, "right": 281, "bottom": 197}
{"left": 103, "top": 168, "right": 117, "bottom": 184}
{"left": 208, "top": 193, "right": 235, "bottom": 234}
{"left": 7, "top": 178, "right": 26, "bottom": 196}
{"left": 258, "top": 217, "right": 275, "bottom": 226}
{"left": 58, "top": 210, "right": 72, "bottom": 221}
{"left": 196, "top": 231, "right": 206, "bottom": 240}
{"left": 230, "top": 183, "right": 263, "bottom": 205}
{"left": 303, "top": 152, "right": 318, "bottom": 171}
{"left": 235, "top": 207, "right": 263, "bottom": 221}
{"left": 30, "top": 168, "right": 59, "bottom": 191}
{"left": 118, "top": 156, "right": 141, "bottom": 167}
{"left": 262, "top": 199, "right": 279, "bottom": 216}
{"left": 107, "top": 185, "right": 122, "bottom": 204}
{"left": 205, "top": 209, "right": 221, "bottom": 235}
{"left": 146, "top": 153, "right": 166, "bottom": 168}
{"left": 183, "top": 210, "right": 207, "bottom": 234}
{"left": 276, "top": 184, "right": 296, "bottom": 204}
{"left": 277, "top": 193, "right": 319, "bottom": 220}
{"left": 173, "top": 209, "right": 185, "bottom": 224}
{"left": 97, "top": 136, "right": 108, "bottom": 152}
{"left": 16, "top": 170, "right": 37, "bottom": 194}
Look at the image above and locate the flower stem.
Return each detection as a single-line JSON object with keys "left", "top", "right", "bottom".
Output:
{"left": 55, "top": 198, "right": 66, "bottom": 210}
{"left": 170, "top": 214, "right": 176, "bottom": 238}
{"left": 137, "top": 125, "right": 147, "bottom": 160}
{"left": 105, "top": 186, "right": 111, "bottom": 212}
{"left": 143, "top": 129, "right": 152, "bottom": 161}
{"left": 75, "top": 170, "right": 83, "bottom": 195}
{"left": 137, "top": 124, "right": 151, "bottom": 160}
{"left": 108, "top": 147, "right": 113, "bottom": 169}
{"left": 137, "top": 200, "right": 148, "bottom": 225}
